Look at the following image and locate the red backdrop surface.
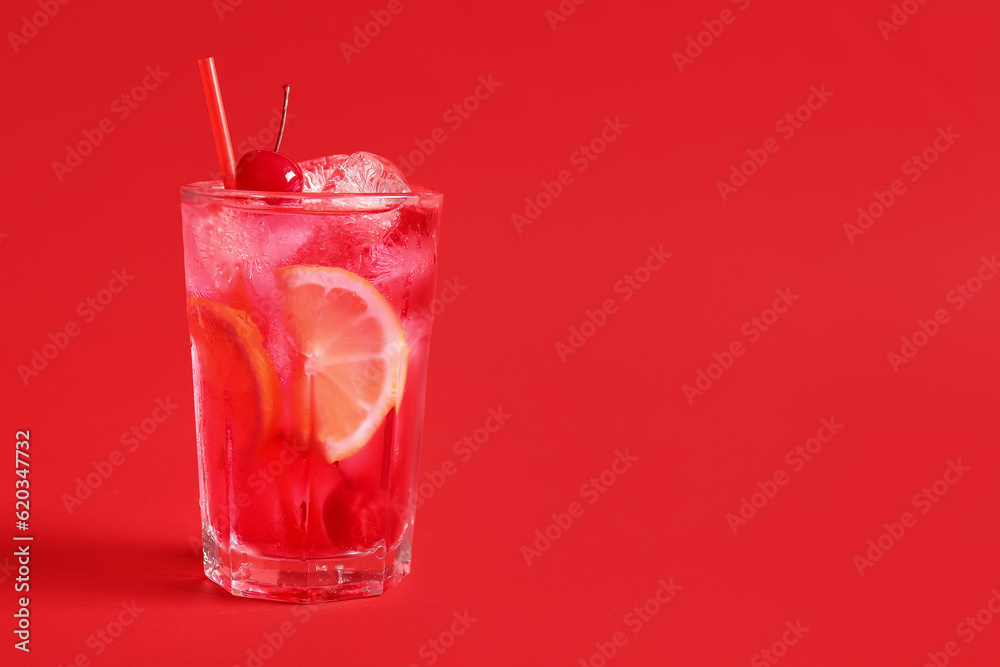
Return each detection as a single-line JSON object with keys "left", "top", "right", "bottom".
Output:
{"left": 2, "top": 0, "right": 999, "bottom": 665}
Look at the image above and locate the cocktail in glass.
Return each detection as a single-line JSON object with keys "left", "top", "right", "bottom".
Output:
{"left": 180, "top": 178, "right": 441, "bottom": 602}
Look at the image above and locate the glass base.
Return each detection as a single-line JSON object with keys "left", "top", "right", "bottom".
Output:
{"left": 202, "top": 527, "right": 411, "bottom": 603}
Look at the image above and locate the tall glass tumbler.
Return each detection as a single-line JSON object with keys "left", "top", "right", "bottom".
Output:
{"left": 180, "top": 183, "right": 442, "bottom": 602}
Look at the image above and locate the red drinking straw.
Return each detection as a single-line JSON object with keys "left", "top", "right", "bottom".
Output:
{"left": 197, "top": 57, "right": 237, "bottom": 188}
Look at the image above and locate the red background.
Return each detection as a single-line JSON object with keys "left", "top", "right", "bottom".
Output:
{"left": 2, "top": 0, "right": 999, "bottom": 665}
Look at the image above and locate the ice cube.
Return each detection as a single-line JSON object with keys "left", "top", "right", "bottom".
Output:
{"left": 184, "top": 202, "right": 269, "bottom": 292}
{"left": 300, "top": 152, "right": 410, "bottom": 194}
{"left": 288, "top": 210, "right": 394, "bottom": 275}
{"left": 300, "top": 154, "right": 348, "bottom": 193}
{"left": 339, "top": 151, "right": 410, "bottom": 193}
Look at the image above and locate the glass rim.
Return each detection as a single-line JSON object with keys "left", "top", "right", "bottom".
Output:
{"left": 181, "top": 180, "right": 442, "bottom": 207}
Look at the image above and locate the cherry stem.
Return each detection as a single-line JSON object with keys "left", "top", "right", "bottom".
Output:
{"left": 275, "top": 84, "right": 290, "bottom": 152}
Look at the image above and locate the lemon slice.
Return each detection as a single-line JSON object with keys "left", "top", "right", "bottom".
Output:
{"left": 275, "top": 266, "right": 407, "bottom": 463}
{"left": 186, "top": 296, "right": 280, "bottom": 456}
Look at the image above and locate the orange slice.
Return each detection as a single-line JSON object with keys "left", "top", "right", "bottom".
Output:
{"left": 275, "top": 266, "right": 407, "bottom": 463}
{"left": 186, "top": 296, "right": 280, "bottom": 457}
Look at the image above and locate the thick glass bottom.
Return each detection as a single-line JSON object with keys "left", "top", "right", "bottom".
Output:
{"left": 202, "top": 526, "right": 411, "bottom": 603}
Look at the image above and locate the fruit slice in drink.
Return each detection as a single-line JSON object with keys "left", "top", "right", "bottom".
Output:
{"left": 275, "top": 265, "right": 408, "bottom": 463}
{"left": 275, "top": 266, "right": 409, "bottom": 553}
{"left": 187, "top": 297, "right": 280, "bottom": 541}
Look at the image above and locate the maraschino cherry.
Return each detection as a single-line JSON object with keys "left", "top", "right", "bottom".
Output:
{"left": 235, "top": 85, "right": 304, "bottom": 192}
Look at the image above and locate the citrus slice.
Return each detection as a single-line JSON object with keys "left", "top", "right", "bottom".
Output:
{"left": 275, "top": 266, "right": 407, "bottom": 463}
{"left": 187, "top": 296, "right": 280, "bottom": 457}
